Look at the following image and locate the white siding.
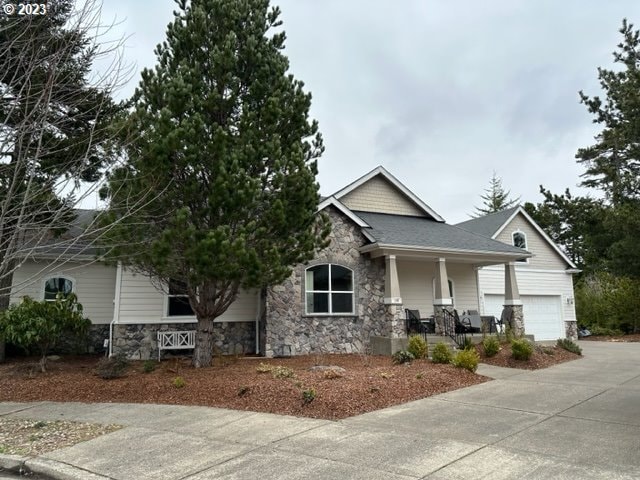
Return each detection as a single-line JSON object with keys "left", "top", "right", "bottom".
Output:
{"left": 116, "top": 268, "right": 259, "bottom": 324}
{"left": 340, "top": 176, "right": 425, "bottom": 216}
{"left": 10, "top": 260, "right": 116, "bottom": 324}
{"left": 495, "top": 214, "right": 568, "bottom": 270}
{"left": 397, "top": 260, "right": 479, "bottom": 315}
{"left": 478, "top": 266, "right": 576, "bottom": 324}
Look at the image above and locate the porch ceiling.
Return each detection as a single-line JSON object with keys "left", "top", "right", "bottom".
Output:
{"left": 360, "top": 243, "right": 529, "bottom": 267}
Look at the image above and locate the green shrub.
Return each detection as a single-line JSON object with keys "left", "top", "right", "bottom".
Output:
{"left": 482, "top": 337, "right": 500, "bottom": 357}
{"left": 557, "top": 338, "right": 582, "bottom": 355}
{"left": 142, "top": 360, "right": 156, "bottom": 373}
{"left": 407, "top": 335, "right": 428, "bottom": 359}
{"left": 0, "top": 293, "right": 90, "bottom": 372}
{"left": 511, "top": 339, "right": 534, "bottom": 361}
{"left": 452, "top": 349, "right": 480, "bottom": 372}
{"left": 392, "top": 350, "right": 415, "bottom": 365}
{"left": 461, "top": 337, "right": 474, "bottom": 351}
{"left": 431, "top": 342, "right": 453, "bottom": 364}
{"left": 302, "top": 387, "right": 316, "bottom": 404}
{"left": 172, "top": 376, "right": 186, "bottom": 388}
{"left": 95, "top": 354, "right": 129, "bottom": 379}
{"left": 271, "top": 365, "right": 295, "bottom": 379}
{"left": 589, "top": 325, "right": 624, "bottom": 337}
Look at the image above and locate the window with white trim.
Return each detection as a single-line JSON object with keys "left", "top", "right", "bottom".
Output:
{"left": 167, "top": 279, "right": 195, "bottom": 316}
{"left": 512, "top": 231, "right": 528, "bottom": 262}
{"left": 305, "top": 264, "right": 354, "bottom": 314}
{"left": 43, "top": 276, "right": 74, "bottom": 301}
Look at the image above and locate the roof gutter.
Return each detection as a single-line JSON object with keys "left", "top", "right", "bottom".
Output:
{"left": 360, "top": 242, "right": 532, "bottom": 260}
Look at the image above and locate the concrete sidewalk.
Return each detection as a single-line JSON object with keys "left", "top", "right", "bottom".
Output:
{"left": 1, "top": 341, "right": 639, "bottom": 479}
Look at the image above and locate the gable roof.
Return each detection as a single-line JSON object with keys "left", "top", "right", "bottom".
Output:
{"left": 356, "top": 211, "right": 531, "bottom": 257}
{"left": 455, "top": 206, "right": 577, "bottom": 269}
{"left": 328, "top": 166, "right": 445, "bottom": 222}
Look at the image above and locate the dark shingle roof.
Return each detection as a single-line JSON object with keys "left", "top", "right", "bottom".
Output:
{"left": 29, "top": 209, "right": 101, "bottom": 256}
{"left": 454, "top": 207, "right": 519, "bottom": 237}
{"left": 356, "top": 211, "right": 528, "bottom": 255}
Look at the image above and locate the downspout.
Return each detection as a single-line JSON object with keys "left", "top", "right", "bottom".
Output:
{"left": 109, "top": 262, "right": 123, "bottom": 357}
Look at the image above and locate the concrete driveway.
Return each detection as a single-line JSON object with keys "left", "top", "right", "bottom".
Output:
{"left": 1, "top": 341, "right": 639, "bottom": 479}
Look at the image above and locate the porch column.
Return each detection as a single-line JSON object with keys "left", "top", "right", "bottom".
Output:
{"left": 502, "top": 262, "right": 525, "bottom": 337}
{"left": 384, "top": 255, "right": 404, "bottom": 338}
{"left": 433, "top": 258, "right": 453, "bottom": 334}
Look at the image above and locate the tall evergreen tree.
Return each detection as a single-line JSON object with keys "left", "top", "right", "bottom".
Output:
{"left": 102, "top": 0, "right": 329, "bottom": 367}
{"left": 472, "top": 172, "right": 520, "bottom": 217}
{"left": 0, "top": 0, "right": 120, "bottom": 361}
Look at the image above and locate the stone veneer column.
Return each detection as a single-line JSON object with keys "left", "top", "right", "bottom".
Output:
{"left": 384, "top": 255, "right": 404, "bottom": 338}
{"left": 565, "top": 321, "right": 578, "bottom": 341}
{"left": 503, "top": 262, "right": 525, "bottom": 337}
{"left": 433, "top": 258, "right": 453, "bottom": 334}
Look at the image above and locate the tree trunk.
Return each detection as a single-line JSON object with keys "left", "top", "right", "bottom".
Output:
{"left": 192, "top": 317, "right": 215, "bottom": 368}
{"left": 0, "top": 272, "right": 13, "bottom": 364}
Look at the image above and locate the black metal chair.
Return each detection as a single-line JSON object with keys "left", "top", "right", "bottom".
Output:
{"left": 405, "top": 309, "right": 435, "bottom": 335}
{"left": 453, "top": 309, "right": 473, "bottom": 334}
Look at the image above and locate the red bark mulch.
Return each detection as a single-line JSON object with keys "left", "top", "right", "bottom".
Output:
{"left": 476, "top": 342, "right": 582, "bottom": 370}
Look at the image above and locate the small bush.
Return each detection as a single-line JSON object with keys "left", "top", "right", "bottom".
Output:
{"left": 431, "top": 342, "right": 453, "bottom": 364}
{"left": 452, "top": 349, "right": 480, "bottom": 372}
{"left": 95, "top": 354, "right": 129, "bottom": 379}
{"left": 172, "top": 376, "right": 186, "bottom": 388}
{"left": 142, "top": 360, "right": 156, "bottom": 373}
{"left": 392, "top": 350, "right": 415, "bottom": 365}
{"left": 256, "top": 362, "right": 272, "bottom": 373}
{"left": 407, "top": 335, "right": 428, "bottom": 359}
{"left": 271, "top": 365, "right": 295, "bottom": 379}
{"left": 511, "top": 339, "right": 534, "bottom": 361}
{"left": 461, "top": 337, "right": 474, "bottom": 351}
{"left": 589, "top": 325, "right": 624, "bottom": 337}
{"left": 302, "top": 387, "right": 316, "bottom": 404}
{"left": 557, "top": 338, "right": 582, "bottom": 355}
{"left": 237, "top": 385, "right": 250, "bottom": 397}
{"left": 482, "top": 337, "right": 500, "bottom": 357}
{"left": 415, "top": 372, "right": 423, "bottom": 379}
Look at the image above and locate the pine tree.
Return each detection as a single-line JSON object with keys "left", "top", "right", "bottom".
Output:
{"left": 102, "top": 0, "right": 329, "bottom": 367}
{"left": 472, "top": 172, "right": 520, "bottom": 217}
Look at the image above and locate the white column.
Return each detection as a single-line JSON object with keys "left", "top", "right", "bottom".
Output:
{"left": 384, "top": 255, "right": 402, "bottom": 305}
{"left": 433, "top": 258, "right": 452, "bottom": 305}
{"left": 504, "top": 262, "right": 522, "bottom": 305}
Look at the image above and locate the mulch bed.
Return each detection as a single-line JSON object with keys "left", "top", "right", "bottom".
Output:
{"left": 0, "top": 354, "right": 489, "bottom": 420}
{"left": 476, "top": 343, "right": 582, "bottom": 370}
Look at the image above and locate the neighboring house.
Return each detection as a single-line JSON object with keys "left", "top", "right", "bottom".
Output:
{"left": 7, "top": 167, "right": 577, "bottom": 359}
{"left": 456, "top": 207, "right": 580, "bottom": 341}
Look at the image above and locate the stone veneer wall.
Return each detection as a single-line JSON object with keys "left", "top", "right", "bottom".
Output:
{"left": 264, "top": 207, "right": 387, "bottom": 357}
{"left": 112, "top": 321, "right": 256, "bottom": 360}
{"left": 565, "top": 320, "right": 578, "bottom": 341}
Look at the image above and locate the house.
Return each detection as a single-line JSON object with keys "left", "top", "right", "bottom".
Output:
{"left": 456, "top": 206, "right": 580, "bottom": 341}
{"left": 8, "top": 166, "right": 578, "bottom": 359}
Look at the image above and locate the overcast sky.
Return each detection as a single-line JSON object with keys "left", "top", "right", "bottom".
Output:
{"left": 98, "top": 0, "right": 640, "bottom": 223}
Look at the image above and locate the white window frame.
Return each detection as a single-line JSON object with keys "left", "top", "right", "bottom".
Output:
{"left": 164, "top": 280, "right": 196, "bottom": 318}
{"left": 512, "top": 230, "right": 529, "bottom": 263}
{"left": 42, "top": 275, "right": 75, "bottom": 302}
{"left": 304, "top": 264, "right": 355, "bottom": 315}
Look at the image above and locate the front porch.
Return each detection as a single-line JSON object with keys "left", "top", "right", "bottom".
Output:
{"left": 365, "top": 250, "right": 527, "bottom": 354}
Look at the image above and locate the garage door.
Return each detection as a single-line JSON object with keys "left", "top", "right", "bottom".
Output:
{"left": 483, "top": 294, "right": 563, "bottom": 341}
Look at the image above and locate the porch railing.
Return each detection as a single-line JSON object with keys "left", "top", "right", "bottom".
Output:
{"left": 442, "top": 308, "right": 467, "bottom": 349}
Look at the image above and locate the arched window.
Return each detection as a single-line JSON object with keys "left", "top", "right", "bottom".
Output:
{"left": 43, "top": 276, "right": 74, "bottom": 301}
{"left": 305, "top": 264, "right": 354, "bottom": 315}
{"left": 512, "top": 230, "right": 528, "bottom": 263}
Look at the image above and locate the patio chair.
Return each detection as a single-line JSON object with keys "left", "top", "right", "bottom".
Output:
{"left": 405, "top": 309, "right": 435, "bottom": 335}
{"left": 464, "top": 309, "right": 483, "bottom": 334}
{"left": 453, "top": 309, "right": 472, "bottom": 334}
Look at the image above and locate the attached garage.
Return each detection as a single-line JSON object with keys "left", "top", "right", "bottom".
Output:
{"left": 483, "top": 294, "right": 564, "bottom": 341}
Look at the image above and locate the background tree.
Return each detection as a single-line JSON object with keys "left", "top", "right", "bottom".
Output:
{"left": 0, "top": 0, "right": 127, "bottom": 362}
{"left": 102, "top": 0, "right": 329, "bottom": 367}
{"left": 472, "top": 171, "right": 520, "bottom": 217}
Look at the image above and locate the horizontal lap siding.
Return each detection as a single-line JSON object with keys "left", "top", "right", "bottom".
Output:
{"left": 117, "top": 269, "right": 259, "bottom": 324}
{"left": 478, "top": 267, "right": 576, "bottom": 323}
{"left": 10, "top": 260, "right": 116, "bottom": 324}
{"left": 495, "top": 214, "right": 567, "bottom": 270}
{"left": 398, "top": 260, "right": 478, "bottom": 315}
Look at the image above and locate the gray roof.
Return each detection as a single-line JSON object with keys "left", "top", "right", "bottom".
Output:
{"left": 356, "top": 211, "right": 529, "bottom": 255}
{"left": 29, "top": 209, "right": 101, "bottom": 256}
{"left": 454, "top": 207, "right": 519, "bottom": 237}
